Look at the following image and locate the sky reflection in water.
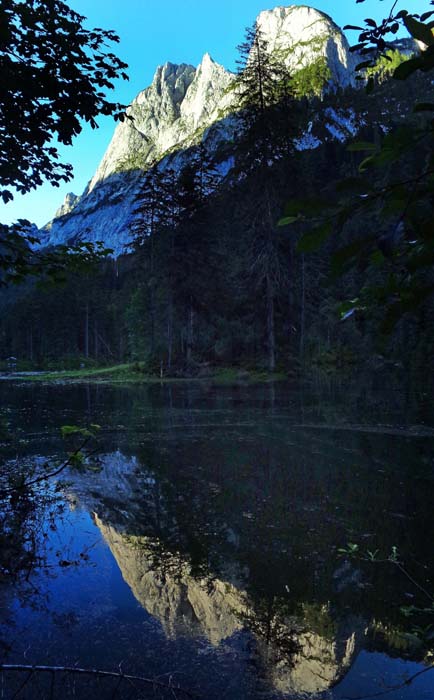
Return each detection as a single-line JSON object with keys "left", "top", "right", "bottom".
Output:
{"left": 0, "top": 378, "right": 433, "bottom": 699}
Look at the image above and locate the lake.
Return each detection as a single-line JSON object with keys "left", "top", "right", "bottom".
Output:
{"left": 0, "top": 376, "right": 433, "bottom": 699}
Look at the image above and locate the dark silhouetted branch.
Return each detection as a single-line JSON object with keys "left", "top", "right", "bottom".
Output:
{"left": 0, "top": 664, "right": 199, "bottom": 698}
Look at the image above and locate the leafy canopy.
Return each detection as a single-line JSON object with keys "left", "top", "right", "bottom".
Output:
{"left": 0, "top": 0, "right": 129, "bottom": 284}
{"left": 279, "top": 1, "right": 434, "bottom": 331}
{"left": 0, "top": 0, "right": 129, "bottom": 204}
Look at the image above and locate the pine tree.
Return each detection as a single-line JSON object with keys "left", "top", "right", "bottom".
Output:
{"left": 132, "top": 164, "right": 171, "bottom": 356}
{"left": 233, "top": 22, "right": 297, "bottom": 371}
{"left": 172, "top": 147, "right": 220, "bottom": 367}
{"left": 234, "top": 21, "right": 296, "bottom": 169}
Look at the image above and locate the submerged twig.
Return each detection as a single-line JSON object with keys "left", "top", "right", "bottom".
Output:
{"left": 343, "top": 664, "right": 434, "bottom": 699}
{"left": 0, "top": 664, "right": 200, "bottom": 698}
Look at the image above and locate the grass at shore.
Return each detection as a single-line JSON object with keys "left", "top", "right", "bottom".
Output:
{"left": 5, "top": 363, "right": 288, "bottom": 385}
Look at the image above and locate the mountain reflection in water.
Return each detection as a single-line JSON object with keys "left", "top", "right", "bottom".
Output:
{"left": 81, "top": 453, "right": 363, "bottom": 696}
{"left": 1, "top": 379, "right": 433, "bottom": 699}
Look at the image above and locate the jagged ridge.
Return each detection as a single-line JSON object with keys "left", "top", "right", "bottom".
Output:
{"left": 41, "top": 5, "right": 358, "bottom": 255}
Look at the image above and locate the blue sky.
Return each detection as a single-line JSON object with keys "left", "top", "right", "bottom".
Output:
{"left": 1, "top": 0, "right": 424, "bottom": 227}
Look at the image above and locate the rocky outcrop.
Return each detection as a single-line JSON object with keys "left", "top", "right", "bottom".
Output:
{"left": 66, "top": 450, "right": 367, "bottom": 694}
{"left": 95, "top": 517, "right": 365, "bottom": 694}
{"left": 96, "top": 517, "right": 245, "bottom": 645}
{"left": 52, "top": 192, "right": 80, "bottom": 221}
{"left": 271, "top": 616, "right": 364, "bottom": 694}
{"left": 40, "top": 56, "right": 236, "bottom": 255}
{"left": 41, "top": 5, "right": 359, "bottom": 255}
{"left": 257, "top": 5, "right": 357, "bottom": 88}
{"left": 88, "top": 54, "right": 234, "bottom": 192}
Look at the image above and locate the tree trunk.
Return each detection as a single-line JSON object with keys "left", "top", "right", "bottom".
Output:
{"left": 149, "top": 219, "right": 156, "bottom": 356}
{"left": 186, "top": 300, "right": 194, "bottom": 366}
{"left": 94, "top": 321, "right": 98, "bottom": 360}
{"left": 299, "top": 253, "right": 305, "bottom": 360}
{"left": 266, "top": 275, "right": 275, "bottom": 372}
{"left": 29, "top": 325, "right": 33, "bottom": 362}
{"left": 84, "top": 303, "right": 89, "bottom": 359}
{"left": 167, "top": 295, "right": 173, "bottom": 371}
{"left": 149, "top": 286, "right": 155, "bottom": 356}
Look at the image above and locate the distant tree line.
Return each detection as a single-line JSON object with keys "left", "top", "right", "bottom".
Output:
{"left": 1, "top": 21, "right": 433, "bottom": 376}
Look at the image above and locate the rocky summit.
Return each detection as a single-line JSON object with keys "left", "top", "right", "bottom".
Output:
{"left": 42, "top": 5, "right": 358, "bottom": 255}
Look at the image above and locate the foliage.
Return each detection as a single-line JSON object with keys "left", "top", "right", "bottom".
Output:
{"left": 0, "top": 221, "right": 113, "bottom": 285}
{"left": 2, "top": 102, "right": 433, "bottom": 375}
{"left": 291, "top": 57, "right": 332, "bottom": 98}
{"left": 0, "top": 0, "right": 128, "bottom": 283}
{"left": 366, "top": 49, "right": 409, "bottom": 82}
{"left": 230, "top": 22, "right": 299, "bottom": 371}
{"left": 0, "top": 423, "right": 99, "bottom": 595}
{"left": 279, "top": 2, "right": 434, "bottom": 331}
{"left": 338, "top": 541, "right": 434, "bottom": 657}
{"left": 232, "top": 21, "right": 297, "bottom": 168}
{"left": 0, "top": 0, "right": 128, "bottom": 203}
{"left": 2, "top": 10, "right": 434, "bottom": 374}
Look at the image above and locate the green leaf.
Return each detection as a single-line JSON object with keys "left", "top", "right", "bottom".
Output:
{"left": 278, "top": 215, "right": 300, "bottom": 226}
{"left": 283, "top": 198, "right": 330, "bottom": 218}
{"left": 358, "top": 155, "right": 376, "bottom": 172}
{"left": 347, "top": 141, "right": 377, "bottom": 152}
{"left": 296, "top": 222, "right": 332, "bottom": 253}
{"left": 61, "top": 425, "right": 83, "bottom": 437}
{"left": 404, "top": 15, "right": 434, "bottom": 47}
{"left": 359, "top": 127, "right": 419, "bottom": 173}
{"left": 366, "top": 76, "right": 375, "bottom": 94}
{"left": 413, "top": 102, "right": 434, "bottom": 112}
{"left": 393, "top": 57, "right": 422, "bottom": 80}
{"left": 69, "top": 451, "right": 85, "bottom": 466}
{"left": 331, "top": 235, "right": 376, "bottom": 275}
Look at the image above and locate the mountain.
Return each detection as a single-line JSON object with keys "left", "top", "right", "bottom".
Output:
{"left": 96, "top": 515, "right": 365, "bottom": 696}
{"left": 68, "top": 450, "right": 366, "bottom": 696}
{"left": 40, "top": 5, "right": 359, "bottom": 255}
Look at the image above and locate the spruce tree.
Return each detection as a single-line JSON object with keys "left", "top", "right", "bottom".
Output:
{"left": 172, "top": 147, "right": 220, "bottom": 367}
{"left": 233, "top": 22, "right": 296, "bottom": 371}
{"left": 132, "top": 164, "right": 171, "bottom": 357}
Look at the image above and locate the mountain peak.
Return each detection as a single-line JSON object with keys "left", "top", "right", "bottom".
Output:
{"left": 256, "top": 4, "right": 356, "bottom": 88}
{"left": 42, "top": 4, "right": 358, "bottom": 254}
{"left": 199, "top": 52, "right": 214, "bottom": 67}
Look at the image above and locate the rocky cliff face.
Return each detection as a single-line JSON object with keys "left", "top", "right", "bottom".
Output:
{"left": 95, "top": 515, "right": 365, "bottom": 695}
{"left": 257, "top": 5, "right": 357, "bottom": 87}
{"left": 41, "top": 5, "right": 359, "bottom": 255}
{"left": 66, "top": 450, "right": 367, "bottom": 694}
{"left": 87, "top": 55, "right": 235, "bottom": 193}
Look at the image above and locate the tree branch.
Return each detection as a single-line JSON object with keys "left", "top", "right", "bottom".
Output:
{"left": 0, "top": 665, "right": 199, "bottom": 698}
{"left": 343, "top": 664, "right": 434, "bottom": 699}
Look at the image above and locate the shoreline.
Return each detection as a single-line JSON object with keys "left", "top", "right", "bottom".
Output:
{"left": 0, "top": 364, "right": 288, "bottom": 385}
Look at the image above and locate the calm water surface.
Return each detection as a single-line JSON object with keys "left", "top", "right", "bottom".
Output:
{"left": 0, "top": 377, "right": 433, "bottom": 699}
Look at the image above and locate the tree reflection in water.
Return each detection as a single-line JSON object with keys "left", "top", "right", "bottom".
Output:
{"left": 1, "top": 377, "right": 434, "bottom": 699}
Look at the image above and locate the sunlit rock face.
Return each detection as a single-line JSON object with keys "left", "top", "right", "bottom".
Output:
{"left": 41, "top": 5, "right": 358, "bottom": 255}
{"left": 65, "top": 451, "right": 367, "bottom": 694}
{"left": 40, "top": 54, "right": 236, "bottom": 255}
{"left": 257, "top": 5, "right": 357, "bottom": 88}
{"left": 270, "top": 619, "right": 364, "bottom": 695}
{"left": 52, "top": 192, "right": 80, "bottom": 221}
{"left": 87, "top": 56, "right": 234, "bottom": 192}
{"left": 96, "top": 517, "right": 245, "bottom": 645}
{"left": 91, "top": 510, "right": 364, "bottom": 695}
